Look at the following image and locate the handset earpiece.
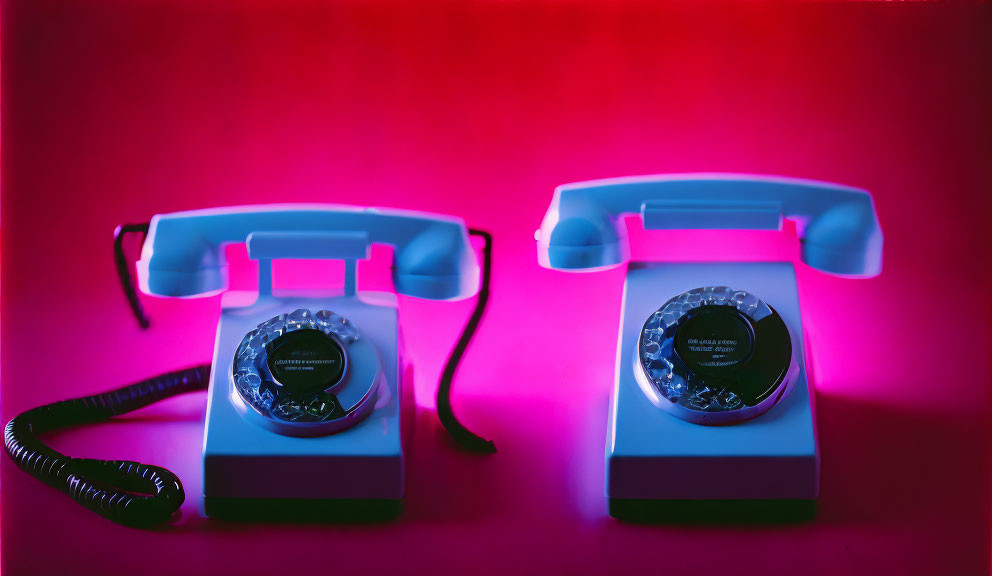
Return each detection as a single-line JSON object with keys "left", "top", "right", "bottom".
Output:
{"left": 800, "top": 200, "right": 883, "bottom": 277}
{"left": 392, "top": 219, "right": 480, "bottom": 300}
{"left": 536, "top": 196, "right": 626, "bottom": 270}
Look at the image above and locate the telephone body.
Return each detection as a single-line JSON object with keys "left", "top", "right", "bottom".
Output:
{"left": 138, "top": 205, "right": 480, "bottom": 517}
{"left": 536, "top": 174, "right": 882, "bottom": 517}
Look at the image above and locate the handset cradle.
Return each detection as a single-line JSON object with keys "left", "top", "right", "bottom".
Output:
{"left": 245, "top": 230, "right": 372, "bottom": 296}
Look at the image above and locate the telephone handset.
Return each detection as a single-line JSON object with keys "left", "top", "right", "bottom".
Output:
{"left": 6, "top": 205, "right": 494, "bottom": 527}
{"left": 138, "top": 205, "right": 480, "bottom": 300}
{"left": 536, "top": 174, "right": 882, "bottom": 513}
{"left": 537, "top": 173, "right": 883, "bottom": 277}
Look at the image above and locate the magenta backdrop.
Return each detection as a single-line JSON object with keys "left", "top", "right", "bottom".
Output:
{"left": 2, "top": 2, "right": 990, "bottom": 575}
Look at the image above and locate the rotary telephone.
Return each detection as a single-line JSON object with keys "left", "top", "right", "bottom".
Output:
{"left": 536, "top": 174, "right": 882, "bottom": 517}
{"left": 5, "top": 205, "right": 494, "bottom": 526}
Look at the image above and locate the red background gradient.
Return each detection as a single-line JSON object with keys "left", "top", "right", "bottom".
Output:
{"left": 2, "top": 2, "right": 990, "bottom": 575}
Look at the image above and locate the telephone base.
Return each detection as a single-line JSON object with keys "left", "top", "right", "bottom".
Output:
{"left": 202, "top": 293, "right": 406, "bottom": 517}
{"left": 608, "top": 498, "right": 816, "bottom": 523}
{"left": 203, "top": 497, "right": 402, "bottom": 522}
{"left": 607, "top": 263, "right": 819, "bottom": 507}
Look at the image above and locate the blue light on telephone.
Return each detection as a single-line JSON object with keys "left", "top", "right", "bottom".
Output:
{"left": 536, "top": 174, "right": 883, "bottom": 519}
{"left": 4, "top": 205, "right": 494, "bottom": 526}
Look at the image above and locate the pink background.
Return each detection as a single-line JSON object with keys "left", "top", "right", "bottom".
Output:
{"left": 2, "top": 2, "right": 990, "bottom": 575}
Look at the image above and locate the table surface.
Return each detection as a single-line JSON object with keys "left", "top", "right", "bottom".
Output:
{"left": 2, "top": 2, "right": 989, "bottom": 575}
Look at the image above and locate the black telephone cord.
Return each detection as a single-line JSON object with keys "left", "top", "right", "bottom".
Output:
{"left": 3, "top": 366, "right": 212, "bottom": 527}
{"left": 113, "top": 223, "right": 151, "bottom": 329}
{"left": 436, "top": 228, "right": 496, "bottom": 453}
